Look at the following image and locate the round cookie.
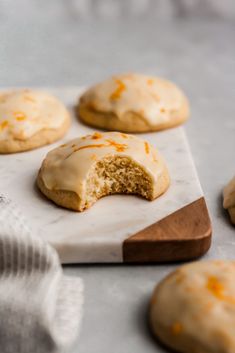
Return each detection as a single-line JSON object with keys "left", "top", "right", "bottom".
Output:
{"left": 77, "top": 73, "right": 189, "bottom": 133}
{"left": 223, "top": 176, "right": 235, "bottom": 225}
{"left": 0, "top": 89, "right": 70, "bottom": 153}
{"left": 37, "top": 131, "right": 170, "bottom": 211}
{"left": 150, "top": 260, "right": 235, "bottom": 353}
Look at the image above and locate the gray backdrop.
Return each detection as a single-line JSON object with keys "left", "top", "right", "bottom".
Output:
{"left": 0, "top": 1, "right": 235, "bottom": 353}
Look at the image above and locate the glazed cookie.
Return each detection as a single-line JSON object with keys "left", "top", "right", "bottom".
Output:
{"left": 77, "top": 73, "right": 189, "bottom": 132}
{"left": 0, "top": 89, "right": 70, "bottom": 153}
{"left": 150, "top": 260, "right": 235, "bottom": 353}
{"left": 223, "top": 176, "right": 235, "bottom": 224}
{"left": 37, "top": 131, "right": 170, "bottom": 211}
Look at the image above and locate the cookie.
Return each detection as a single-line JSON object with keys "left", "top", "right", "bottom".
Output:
{"left": 77, "top": 73, "right": 189, "bottom": 133}
{"left": 150, "top": 260, "right": 235, "bottom": 353}
{"left": 0, "top": 89, "right": 70, "bottom": 153}
{"left": 37, "top": 131, "right": 170, "bottom": 211}
{"left": 223, "top": 175, "right": 235, "bottom": 224}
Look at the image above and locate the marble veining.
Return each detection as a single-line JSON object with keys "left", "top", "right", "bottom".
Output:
{"left": 0, "top": 87, "right": 203, "bottom": 263}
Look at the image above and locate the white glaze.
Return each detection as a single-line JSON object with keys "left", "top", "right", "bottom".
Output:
{"left": 80, "top": 73, "right": 188, "bottom": 125}
{"left": 151, "top": 260, "right": 235, "bottom": 353}
{"left": 0, "top": 89, "right": 68, "bottom": 140}
{"left": 0, "top": 87, "right": 203, "bottom": 263}
{"left": 41, "top": 131, "right": 168, "bottom": 200}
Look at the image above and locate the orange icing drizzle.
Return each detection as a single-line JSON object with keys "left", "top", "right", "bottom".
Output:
{"left": 171, "top": 322, "right": 183, "bottom": 335}
{"left": 0, "top": 120, "right": 9, "bottom": 130}
{"left": 207, "top": 276, "right": 235, "bottom": 304}
{"left": 14, "top": 112, "right": 27, "bottom": 121}
{"left": 144, "top": 142, "right": 150, "bottom": 154}
{"left": 110, "top": 79, "right": 126, "bottom": 100}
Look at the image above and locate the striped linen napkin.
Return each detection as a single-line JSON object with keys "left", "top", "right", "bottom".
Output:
{"left": 0, "top": 194, "right": 84, "bottom": 353}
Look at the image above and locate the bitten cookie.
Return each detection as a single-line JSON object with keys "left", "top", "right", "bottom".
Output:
{"left": 150, "top": 260, "right": 235, "bottom": 353}
{"left": 223, "top": 176, "right": 235, "bottom": 224}
{"left": 37, "top": 131, "right": 170, "bottom": 211}
{"left": 0, "top": 89, "right": 70, "bottom": 153}
{"left": 77, "top": 73, "right": 189, "bottom": 132}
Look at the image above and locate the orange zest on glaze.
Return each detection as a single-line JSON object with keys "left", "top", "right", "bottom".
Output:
{"left": 65, "top": 140, "right": 128, "bottom": 159}
{"left": 13, "top": 111, "right": 27, "bottom": 121}
{"left": 207, "top": 276, "right": 224, "bottom": 298}
{"left": 144, "top": 142, "right": 150, "bottom": 154}
{"left": 147, "top": 79, "right": 154, "bottom": 85}
{"left": 120, "top": 133, "right": 128, "bottom": 139}
{"left": 110, "top": 79, "right": 126, "bottom": 100}
{"left": 207, "top": 276, "right": 235, "bottom": 304}
{"left": 60, "top": 144, "right": 67, "bottom": 147}
{"left": 171, "top": 322, "right": 183, "bottom": 335}
{"left": 65, "top": 144, "right": 107, "bottom": 159}
{"left": 75, "top": 144, "right": 106, "bottom": 152}
{"left": 0, "top": 120, "right": 9, "bottom": 130}
{"left": 91, "top": 132, "right": 102, "bottom": 140}
{"left": 105, "top": 139, "right": 127, "bottom": 152}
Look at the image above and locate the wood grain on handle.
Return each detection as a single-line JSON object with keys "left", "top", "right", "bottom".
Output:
{"left": 123, "top": 197, "right": 212, "bottom": 263}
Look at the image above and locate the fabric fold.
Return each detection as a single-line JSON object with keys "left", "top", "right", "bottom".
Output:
{"left": 0, "top": 195, "right": 83, "bottom": 353}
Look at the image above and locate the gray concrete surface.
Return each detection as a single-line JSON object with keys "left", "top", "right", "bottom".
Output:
{"left": 0, "top": 2, "right": 235, "bottom": 352}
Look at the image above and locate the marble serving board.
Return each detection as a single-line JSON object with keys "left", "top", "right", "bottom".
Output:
{"left": 0, "top": 87, "right": 211, "bottom": 263}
